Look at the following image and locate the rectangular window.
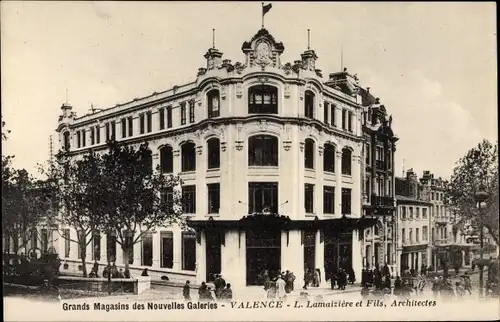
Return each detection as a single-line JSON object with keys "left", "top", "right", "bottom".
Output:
{"left": 180, "top": 103, "right": 187, "bottom": 125}
{"left": 41, "top": 229, "right": 48, "bottom": 253}
{"left": 248, "top": 182, "right": 278, "bottom": 214}
{"left": 207, "top": 183, "right": 220, "bottom": 214}
{"left": 146, "top": 111, "right": 152, "bottom": 133}
{"left": 81, "top": 130, "right": 86, "bottom": 147}
{"left": 167, "top": 106, "right": 173, "bottom": 128}
{"left": 182, "top": 232, "right": 196, "bottom": 271}
{"left": 431, "top": 192, "right": 434, "bottom": 200}
{"left": 160, "top": 231, "right": 173, "bottom": 268}
{"left": 77, "top": 230, "right": 85, "bottom": 259}
{"left": 323, "top": 102, "right": 329, "bottom": 124}
{"left": 416, "top": 207, "right": 420, "bottom": 219}
{"left": 189, "top": 100, "right": 195, "bottom": 123}
{"left": 416, "top": 228, "right": 420, "bottom": 242}
{"left": 111, "top": 121, "right": 116, "bottom": 140}
{"left": 159, "top": 108, "right": 165, "bottom": 130}
{"left": 107, "top": 232, "right": 117, "bottom": 262}
{"left": 92, "top": 232, "right": 101, "bottom": 261}
{"left": 342, "top": 109, "right": 347, "bottom": 130}
{"left": 182, "top": 185, "right": 196, "bottom": 214}
{"left": 63, "top": 229, "right": 70, "bottom": 258}
{"left": 121, "top": 118, "right": 127, "bottom": 138}
{"left": 90, "top": 127, "right": 95, "bottom": 145}
{"left": 422, "top": 208, "right": 427, "bottom": 219}
{"left": 123, "top": 231, "right": 134, "bottom": 265}
{"left": 366, "top": 143, "right": 371, "bottom": 165}
{"left": 304, "top": 184, "right": 314, "bottom": 213}
{"left": 105, "top": 123, "right": 110, "bottom": 141}
{"left": 409, "top": 228, "right": 413, "bottom": 244}
{"left": 31, "top": 229, "right": 38, "bottom": 249}
{"left": 323, "top": 186, "right": 335, "bottom": 214}
{"left": 423, "top": 226, "right": 428, "bottom": 241}
{"left": 141, "top": 232, "right": 153, "bottom": 266}
{"left": 128, "top": 117, "right": 133, "bottom": 137}
{"left": 341, "top": 188, "right": 352, "bottom": 215}
{"left": 402, "top": 228, "right": 406, "bottom": 244}
{"left": 347, "top": 111, "right": 353, "bottom": 132}
{"left": 140, "top": 114, "right": 145, "bottom": 134}
{"left": 409, "top": 207, "right": 414, "bottom": 219}
{"left": 331, "top": 104, "right": 336, "bottom": 126}
{"left": 95, "top": 125, "right": 100, "bottom": 144}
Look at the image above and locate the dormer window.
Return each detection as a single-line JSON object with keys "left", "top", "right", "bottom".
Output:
{"left": 248, "top": 85, "right": 278, "bottom": 114}
{"left": 207, "top": 90, "right": 220, "bottom": 118}
{"left": 304, "top": 91, "right": 315, "bottom": 118}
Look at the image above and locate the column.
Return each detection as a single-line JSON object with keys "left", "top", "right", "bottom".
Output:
{"left": 314, "top": 230, "right": 325, "bottom": 286}
{"left": 417, "top": 252, "right": 422, "bottom": 271}
{"left": 281, "top": 230, "right": 304, "bottom": 287}
{"left": 195, "top": 231, "right": 206, "bottom": 284}
{"left": 352, "top": 230, "right": 362, "bottom": 284}
{"left": 221, "top": 230, "right": 245, "bottom": 293}
{"left": 335, "top": 150, "right": 342, "bottom": 217}
{"left": 461, "top": 250, "right": 466, "bottom": 267}
{"left": 352, "top": 153, "right": 362, "bottom": 217}
{"left": 152, "top": 232, "right": 161, "bottom": 269}
{"left": 173, "top": 149, "right": 181, "bottom": 175}
{"left": 173, "top": 229, "right": 183, "bottom": 271}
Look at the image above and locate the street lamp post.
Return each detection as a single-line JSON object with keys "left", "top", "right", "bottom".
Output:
{"left": 474, "top": 190, "right": 488, "bottom": 298}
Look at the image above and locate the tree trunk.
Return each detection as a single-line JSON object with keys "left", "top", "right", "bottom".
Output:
{"left": 80, "top": 243, "right": 88, "bottom": 277}
{"left": 122, "top": 245, "right": 131, "bottom": 272}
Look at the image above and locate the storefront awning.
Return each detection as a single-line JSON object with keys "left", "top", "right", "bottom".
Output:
{"left": 186, "top": 214, "right": 378, "bottom": 231}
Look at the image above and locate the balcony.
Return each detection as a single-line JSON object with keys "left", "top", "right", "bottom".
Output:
{"left": 371, "top": 196, "right": 395, "bottom": 208}
{"left": 434, "top": 239, "right": 450, "bottom": 246}
{"left": 434, "top": 216, "right": 449, "bottom": 225}
{"left": 375, "top": 160, "right": 386, "bottom": 171}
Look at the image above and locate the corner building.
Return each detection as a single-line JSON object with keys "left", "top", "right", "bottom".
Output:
{"left": 56, "top": 28, "right": 378, "bottom": 289}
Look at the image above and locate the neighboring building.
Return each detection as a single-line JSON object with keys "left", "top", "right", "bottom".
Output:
{"left": 394, "top": 169, "right": 432, "bottom": 274}
{"left": 53, "top": 27, "right": 383, "bottom": 288}
{"left": 358, "top": 87, "right": 398, "bottom": 276}
{"left": 420, "top": 171, "right": 476, "bottom": 269}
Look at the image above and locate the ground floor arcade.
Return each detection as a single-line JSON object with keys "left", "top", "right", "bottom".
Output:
{"left": 189, "top": 215, "right": 376, "bottom": 289}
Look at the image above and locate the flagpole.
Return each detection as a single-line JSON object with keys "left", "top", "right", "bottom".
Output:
{"left": 261, "top": 2, "right": 264, "bottom": 28}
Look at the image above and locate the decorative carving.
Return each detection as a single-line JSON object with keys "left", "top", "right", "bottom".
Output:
{"left": 235, "top": 141, "right": 244, "bottom": 151}
{"left": 152, "top": 153, "right": 159, "bottom": 160}
{"left": 221, "top": 142, "right": 227, "bottom": 152}
{"left": 283, "top": 141, "right": 292, "bottom": 151}
{"left": 234, "top": 62, "right": 246, "bottom": 74}
{"left": 318, "top": 146, "right": 324, "bottom": 156}
{"left": 221, "top": 87, "right": 227, "bottom": 100}
{"left": 336, "top": 151, "right": 343, "bottom": 159}
{"left": 282, "top": 62, "right": 292, "bottom": 75}
{"left": 257, "top": 76, "right": 269, "bottom": 84}
{"left": 259, "top": 120, "right": 269, "bottom": 131}
{"left": 284, "top": 83, "right": 291, "bottom": 99}
{"left": 197, "top": 68, "right": 207, "bottom": 76}
{"left": 196, "top": 146, "right": 203, "bottom": 155}
{"left": 236, "top": 84, "right": 243, "bottom": 99}
{"left": 300, "top": 142, "right": 305, "bottom": 152}
{"left": 173, "top": 150, "right": 180, "bottom": 157}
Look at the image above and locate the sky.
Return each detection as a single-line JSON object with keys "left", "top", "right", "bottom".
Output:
{"left": 1, "top": 1, "right": 497, "bottom": 179}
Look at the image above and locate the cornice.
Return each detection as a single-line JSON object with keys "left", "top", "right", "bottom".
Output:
{"left": 66, "top": 115, "right": 364, "bottom": 157}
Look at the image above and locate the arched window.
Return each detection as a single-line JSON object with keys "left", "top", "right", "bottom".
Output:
{"left": 207, "top": 138, "right": 220, "bottom": 169}
{"left": 341, "top": 148, "right": 352, "bottom": 175}
{"left": 323, "top": 143, "right": 335, "bottom": 173}
{"left": 248, "top": 135, "right": 278, "bottom": 166}
{"left": 207, "top": 90, "right": 220, "bottom": 118}
{"left": 304, "top": 138, "right": 315, "bottom": 169}
{"left": 160, "top": 145, "right": 173, "bottom": 173}
{"left": 181, "top": 142, "right": 196, "bottom": 172}
{"left": 304, "top": 90, "right": 315, "bottom": 118}
{"left": 63, "top": 131, "right": 71, "bottom": 150}
{"left": 248, "top": 85, "right": 278, "bottom": 114}
{"left": 140, "top": 148, "right": 153, "bottom": 174}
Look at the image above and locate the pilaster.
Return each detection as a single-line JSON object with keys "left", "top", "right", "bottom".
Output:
{"left": 196, "top": 145, "right": 206, "bottom": 218}
{"left": 352, "top": 153, "right": 362, "bottom": 218}
{"left": 335, "top": 151, "right": 342, "bottom": 216}
{"left": 195, "top": 231, "right": 207, "bottom": 284}
{"left": 152, "top": 232, "right": 161, "bottom": 269}
{"left": 281, "top": 230, "right": 304, "bottom": 285}
{"left": 173, "top": 229, "right": 183, "bottom": 271}
{"left": 314, "top": 230, "right": 325, "bottom": 285}
{"left": 352, "top": 230, "right": 362, "bottom": 283}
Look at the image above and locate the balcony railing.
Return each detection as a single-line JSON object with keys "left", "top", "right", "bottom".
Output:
{"left": 371, "top": 196, "right": 395, "bottom": 207}
{"left": 375, "top": 160, "right": 386, "bottom": 170}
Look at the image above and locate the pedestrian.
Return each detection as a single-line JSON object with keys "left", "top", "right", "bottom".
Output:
{"left": 455, "top": 281, "right": 465, "bottom": 298}
{"left": 267, "top": 278, "right": 277, "bottom": 299}
{"left": 213, "top": 274, "right": 226, "bottom": 299}
{"left": 462, "top": 272, "right": 472, "bottom": 295}
{"left": 313, "top": 269, "right": 320, "bottom": 287}
{"left": 348, "top": 267, "right": 356, "bottom": 285}
{"left": 117, "top": 268, "right": 125, "bottom": 278}
{"left": 361, "top": 285, "right": 370, "bottom": 299}
{"left": 420, "top": 264, "right": 427, "bottom": 276}
{"left": 262, "top": 269, "right": 270, "bottom": 291}
{"left": 302, "top": 268, "right": 310, "bottom": 290}
{"left": 220, "top": 283, "right": 233, "bottom": 301}
{"left": 93, "top": 260, "right": 99, "bottom": 276}
{"left": 276, "top": 274, "right": 287, "bottom": 300}
{"left": 382, "top": 263, "right": 390, "bottom": 278}
{"left": 330, "top": 271, "right": 337, "bottom": 290}
{"left": 393, "top": 276, "right": 403, "bottom": 297}
{"left": 183, "top": 280, "right": 191, "bottom": 301}
{"left": 198, "top": 281, "right": 208, "bottom": 300}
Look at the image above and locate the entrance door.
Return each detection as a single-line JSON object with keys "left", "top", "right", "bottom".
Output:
{"left": 324, "top": 232, "right": 353, "bottom": 277}
{"left": 246, "top": 229, "right": 281, "bottom": 285}
{"left": 206, "top": 232, "right": 222, "bottom": 282}
{"left": 303, "top": 231, "right": 316, "bottom": 271}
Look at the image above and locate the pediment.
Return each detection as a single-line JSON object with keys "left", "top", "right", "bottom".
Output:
{"left": 241, "top": 28, "right": 284, "bottom": 69}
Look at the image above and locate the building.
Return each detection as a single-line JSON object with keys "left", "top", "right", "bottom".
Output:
{"left": 53, "top": 27, "right": 385, "bottom": 288}
{"left": 419, "top": 171, "right": 476, "bottom": 269}
{"left": 358, "top": 86, "right": 398, "bottom": 276}
{"left": 394, "top": 169, "right": 432, "bottom": 274}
